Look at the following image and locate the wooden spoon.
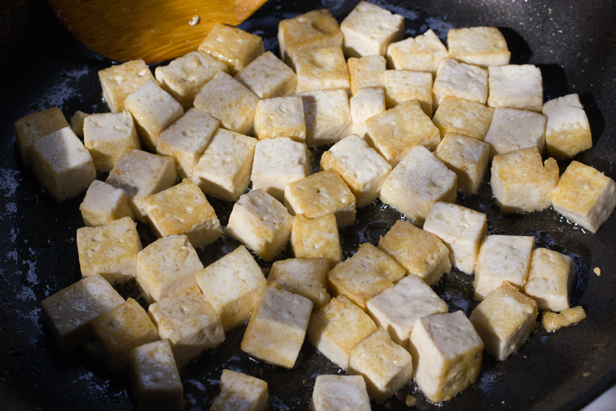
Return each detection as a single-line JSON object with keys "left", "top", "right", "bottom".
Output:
{"left": 46, "top": 0, "right": 268, "bottom": 63}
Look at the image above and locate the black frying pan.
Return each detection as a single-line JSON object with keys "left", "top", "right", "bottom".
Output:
{"left": 1, "top": 0, "right": 615, "bottom": 410}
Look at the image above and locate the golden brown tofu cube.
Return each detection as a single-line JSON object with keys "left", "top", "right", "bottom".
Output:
{"left": 98, "top": 59, "right": 154, "bottom": 112}
{"left": 198, "top": 23, "right": 264, "bottom": 75}
{"left": 291, "top": 214, "right": 342, "bottom": 267}
{"left": 268, "top": 258, "right": 331, "bottom": 309}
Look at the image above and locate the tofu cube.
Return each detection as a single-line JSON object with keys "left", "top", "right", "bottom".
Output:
{"left": 241, "top": 287, "right": 313, "bottom": 368}
{"left": 380, "top": 145, "right": 457, "bottom": 227}
{"left": 409, "top": 311, "right": 484, "bottom": 403}
{"left": 488, "top": 64, "right": 543, "bottom": 112}
{"left": 148, "top": 285, "right": 224, "bottom": 365}
{"left": 41, "top": 275, "right": 124, "bottom": 352}
{"left": 235, "top": 51, "right": 296, "bottom": 99}
{"left": 124, "top": 79, "right": 184, "bottom": 151}
{"left": 143, "top": 178, "right": 222, "bottom": 249}
{"left": 154, "top": 50, "right": 228, "bottom": 110}
{"left": 300, "top": 89, "right": 352, "bottom": 147}
{"left": 129, "top": 340, "right": 183, "bottom": 411}
{"left": 80, "top": 180, "right": 134, "bottom": 227}
{"left": 543, "top": 93, "right": 593, "bottom": 159}
{"left": 136, "top": 234, "right": 204, "bottom": 303}
{"left": 77, "top": 217, "right": 142, "bottom": 284}
{"left": 251, "top": 137, "right": 309, "bottom": 201}
{"left": 366, "top": 275, "right": 449, "bottom": 346}
{"left": 83, "top": 111, "right": 141, "bottom": 172}
{"left": 191, "top": 128, "right": 256, "bottom": 202}
{"left": 432, "top": 95, "right": 495, "bottom": 141}
{"left": 311, "top": 375, "right": 371, "bottom": 411}
{"left": 89, "top": 298, "right": 159, "bottom": 371}
{"left": 193, "top": 71, "right": 260, "bottom": 135}
{"left": 386, "top": 29, "right": 448, "bottom": 74}
{"left": 294, "top": 47, "right": 350, "bottom": 94}
{"left": 198, "top": 23, "right": 264, "bottom": 75}
{"left": 253, "top": 96, "right": 306, "bottom": 142}
{"left": 378, "top": 220, "right": 451, "bottom": 285}
{"left": 31, "top": 127, "right": 96, "bottom": 201}
{"left": 384, "top": 70, "right": 433, "bottom": 115}
{"left": 432, "top": 59, "right": 488, "bottom": 110}
{"left": 469, "top": 282, "right": 538, "bottom": 361}
{"left": 226, "top": 189, "right": 294, "bottom": 261}
{"left": 210, "top": 370, "right": 268, "bottom": 411}
{"left": 340, "top": 1, "right": 404, "bottom": 58}
{"left": 551, "top": 161, "right": 616, "bottom": 233}
{"left": 195, "top": 245, "right": 267, "bottom": 330}
{"left": 365, "top": 100, "right": 441, "bottom": 166}
{"left": 328, "top": 243, "right": 405, "bottom": 309}
{"left": 524, "top": 248, "right": 576, "bottom": 312}
{"left": 483, "top": 107, "right": 547, "bottom": 158}
{"left": 106, "top": 149, "right": 177, "bottom": 222}
{"left": 156, "top": 108, "right": 221, "bottom": 179}
{"left": 291, "top": 214, "right": 343, "bottom": 267}
{"left": 446, "top": 27, "right": 511, "bottom": 67}
{"left": 348, "top": 55, "right": 386, "bottom": 96}
{"left": 491, "top": 147, "right": 559, "bottom": 213}
{"left": 277, "top": 9, "right": 343, "bottom": 67}
{"left": 424, "top": 202, "right": 488, "bottom": 275}
{"left": 284, "top": 169, "right": 356, "bottom": 227}
{"left": 350, "top": 87, "right": 386, "bottom": 139}
{"left": 98, "top": 59, "right": 154, "bottom": 113}
{"left": 308, "top": 295, "right": 377, "bottom": 369}
{"left": 70, "top": 110, "right": 89, "bottom": 137}
{"left": 434, "top": 133, "right": 490, "bottom": 195}
{"left": 473, "top": 235, "right": 535, "bottom": 301}
{"left": 349, "top": 328, "right": 413, "bottom": 401}
{"left": 320, "top": 134, "right": 392, "bottom": 208}
{"left": 268, "top": 258, "right": 331, "bottom": 309}
{"left": 14, "top": 106, "right": 68, "bottom": 167}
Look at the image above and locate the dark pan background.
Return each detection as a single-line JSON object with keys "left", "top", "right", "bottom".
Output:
{"left": 1, "top": 0, "right": 615, "bottom": 410}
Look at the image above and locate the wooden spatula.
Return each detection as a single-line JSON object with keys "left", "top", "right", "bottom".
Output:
{"left": 46, "top": 0, "right": 268, "bottom": 63}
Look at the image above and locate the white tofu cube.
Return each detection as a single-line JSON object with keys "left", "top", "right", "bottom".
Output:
{"left": 268, "top": 258, "right": 331, "bottom": 310}
{"left": 432, "top": 59, "right": 488, "bottom": 110}
{"left": 366, "top": 275, "right": 448, "bottom": 346}
{"left": 148, "top": 285, "right": 224, "bottom": 366}
{"left": 83, "top": 111, "right": 141, "bottom": 172}
{"left": 473, "top": 235, "right": 535, "bottom": 301}
{"left": 156, "top": 108, "right": 221, "bottom": 179}
{"left": 432, "top": 95, "right": 495, "bottom": 141}
{"left": 106, "top": 149, "right": 177, "bottom": 223}
{"left": 386, "top": 29, "right": 448, "bottom": 74}
{"left": 340, "top": 1, "right": 404, "bottom": 57}
{"left": 483, "top": 107, "right": 547, "bottom": 157}
{"left": 380, "top": 145, "right": 457, "bottom": 227}
{"left": 350, "top": 87, "right": 386, "bottom": 139}
{"left": 320, "top": 134, "right": 392, "bottom": 208}
{"left": 193, "top": 71, "right": 261, "bottom": 135}
{"left": 551, "top": 161, "right": 616, "bottom": 233}
{"left": 235, "top": 51, "right": 296, "bottom": 99}
{"left": 348, "top": 55, "right": 386, "bottom": 96}
{"left": 491, "top": 147, "right": 559, "bottom": 213}
{"left": 446, "top": 26, "right": 511, "bottom": 67}
{"left": 349, "top": 328, "right": 413, "bottom": 401}
{"left": 311, "top": 375, "right": 370, "bottom": 411}
{"left": 488, "top": 64, "right": 543, "bottom": 112}
{"left": 191, "top": 128, "right": 256, "bottom": 202}
{"left": 41, "top": 275, "right": 124, "bottom": 353}
{"left": 195, "top": 245, "right": 267, "bottom": 330}
{"left": 31, "top": 127, "right": 96, "bottom": 201}
{"left": 299, "top": 89, "right": 352, "bottom": 147}
{"left": 136, "top": 234, "right": 204, "bottom": 303}
{"left": 409, "top": 311, "right": 484, "bottom": 403}
{"left": 143, "top": 178, "right": 222, "bottom": 249}
{"left": 98, "top": 59, "right": 154, "bottom": 113}
{"left": 253, "top": 96, "right": 306, "bottom": 142}
{"left": 77, "top": 217, "right": 142, "bottom": 284}
{"left": 543, "top": 93, "right": 593, "bottom": 159}
{"left": 80, "top": 180, "right": 134, "bottom": 227}
{"left": 524, "top": 248, "right": 576, "bottom": 312}
{"left": 124, "top": 79, "right": 184, "bottom": 151}
{"left": 383, "top": 70, "right": 433, "bottom": 115}
{"left": 241, "top": 287, "right": 313, "bottom": 368}
{"left": 251, "top": 137, "right": 308, "bottom": 201}
{"left": 70, "top": 110, "right": 89, "bottom": 137}
{"left": 291, "top": 214, "right": 343, "bottom": 267}
{"left": 197, "top": 23, "right": 264, "bottom": 75}
{"left": 129, "top": 340, "right": 183, "bottom": 411}
{"left": 294, "top": 47, "right": 350, "bottom": 94}
{"left": 226, "top": 189, "right": 294, "bottom": 261}
{"left": 469, "top": 282, "right": 538, "bottom": 361}
{"left": 14, "top": 106, "right": 68, "bottom": 167}
{"left": 308, "top": 295, "right": 377, "bottom": 369}
{"left": 210, "top": 370, "right": 268, "bottom": 411}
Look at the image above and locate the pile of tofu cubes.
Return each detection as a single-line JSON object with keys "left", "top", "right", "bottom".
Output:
{"left": 13, "top": 0, "right": 615, "bottom": 409}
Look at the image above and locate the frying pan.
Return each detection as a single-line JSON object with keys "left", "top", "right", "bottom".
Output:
{"left": 1, "top": 0, "right": 615, "bottom": 410}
